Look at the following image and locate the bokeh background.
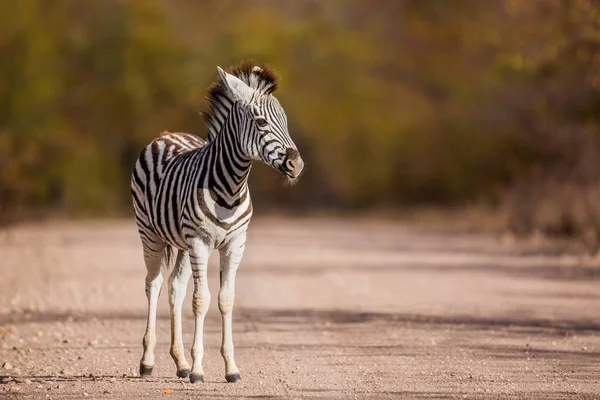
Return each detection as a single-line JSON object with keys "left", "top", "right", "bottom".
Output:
{"left": 2, "top": 3, "right": 600, "bottom": 397}
{"left": 2, "top": 0, "right": 600, "bottom": 244}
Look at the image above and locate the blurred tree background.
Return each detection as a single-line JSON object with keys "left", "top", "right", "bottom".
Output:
{"left": 2, "top": 0, "right": 600, "bottom": 241}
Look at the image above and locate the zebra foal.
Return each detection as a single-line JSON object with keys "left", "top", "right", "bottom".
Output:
{"left": 130, "top": 61, "right": 303, "bottom": 383}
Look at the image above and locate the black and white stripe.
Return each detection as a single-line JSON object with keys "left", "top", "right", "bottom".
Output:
{"left": 130, "top": 61, "right": 304, "bottom": 383}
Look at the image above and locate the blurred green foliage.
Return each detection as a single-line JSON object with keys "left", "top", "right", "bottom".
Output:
{"left": 2, "top": 0, "right": 600, "bottom": 223}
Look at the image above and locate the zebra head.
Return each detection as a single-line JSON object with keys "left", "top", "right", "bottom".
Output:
{"left": 215, "top": 64, "right": 304, "bottom": 181}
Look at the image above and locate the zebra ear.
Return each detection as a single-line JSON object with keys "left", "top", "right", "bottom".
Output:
{"left": 217, "top": 66, "right": 252, "bottom": 101}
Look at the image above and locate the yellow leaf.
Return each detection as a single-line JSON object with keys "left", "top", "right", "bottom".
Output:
{"left": 162, "top": 388, "right": 174, "bottom": 394}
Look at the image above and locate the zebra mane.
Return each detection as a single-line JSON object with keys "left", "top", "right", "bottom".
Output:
{"left": 203, "top": 60, "right": 279, "bottom": 141}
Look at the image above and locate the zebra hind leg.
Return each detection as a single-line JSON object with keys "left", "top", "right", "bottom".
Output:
{"left": 139, "top": 242, "right": 166, "bottom": 377}
{"left": 168, "top": 250, "right": 193, "bottom": 378}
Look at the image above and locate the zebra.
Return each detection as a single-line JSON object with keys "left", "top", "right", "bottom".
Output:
{"left": 130, "top": 61, "right": 304, "bottom": 384}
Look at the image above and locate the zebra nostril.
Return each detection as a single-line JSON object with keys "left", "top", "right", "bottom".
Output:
{"left": 285, "top": 158, "right": 295, "bottom": 171}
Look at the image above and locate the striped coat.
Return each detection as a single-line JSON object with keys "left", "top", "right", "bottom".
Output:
{"left": 130, "top": 61, "right": 304, "bottom": 384}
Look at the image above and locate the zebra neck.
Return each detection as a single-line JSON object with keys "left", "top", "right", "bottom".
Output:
{"left": 204, "top": 129, "right": 252, "bottom": 206}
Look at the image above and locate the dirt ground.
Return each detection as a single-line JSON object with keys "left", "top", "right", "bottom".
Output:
{"left": 0, "top": 217, "right": 599, "bottom": 399}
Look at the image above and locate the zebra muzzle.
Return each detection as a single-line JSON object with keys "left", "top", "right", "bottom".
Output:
{"left": 281, "top": 148, "right": 304, "bottom": 179}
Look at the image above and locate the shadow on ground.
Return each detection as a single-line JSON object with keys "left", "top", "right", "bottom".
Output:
{"left": 245, "top": 262, "right": 600, "bottom": 282}
{"left": 3, "top": 307, "right": 599, "bottom": 334}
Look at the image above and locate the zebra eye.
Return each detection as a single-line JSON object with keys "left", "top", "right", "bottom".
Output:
{"left": 256, "top": 118, "right": 268, "bottom": 127}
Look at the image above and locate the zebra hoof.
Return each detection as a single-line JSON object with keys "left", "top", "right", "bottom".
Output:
{"left": 139, "top": 363, "right": 153, "bottom": 377}
{"left": 177, "top": 368, "right": 191, "bottom": 378}
{"left": 189, "top": 373, "right": 204, "bottom": 384}
{"left": 225, "top": 373, "right": 241, "bottom": 383}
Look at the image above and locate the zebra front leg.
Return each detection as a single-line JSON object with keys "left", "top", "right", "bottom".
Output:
{"left": 140, "top": 246, "right": 165, "bottom": 377}
{"left": 168, "top": 250, "right": 192, "bottom": 378}
{"left": 219, "top": 233, "right": 246, "bottom": 383}
{"left": 188, "top": 239, "right": 211, "bottom": 384}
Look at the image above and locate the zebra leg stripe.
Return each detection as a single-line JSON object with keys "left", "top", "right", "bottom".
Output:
{"left": 168, "top": 250, "right": 192, "bottom": 378}
{"left": 218, "top": 232, "right": 246, "bottom": 382}
{"left": 188, "top": 238, "right": 211, "bottom": 384}
{"left": 139, "top": 246, "right": 165, "bottom": 376}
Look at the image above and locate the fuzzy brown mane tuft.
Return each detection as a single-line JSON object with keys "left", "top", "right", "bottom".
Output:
{"left": 203, "top": 60, "right": 279, "bottom": 140}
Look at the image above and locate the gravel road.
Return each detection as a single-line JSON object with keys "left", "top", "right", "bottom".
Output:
{"left": 0, "top": 218, "right": 599, "bottom": 399}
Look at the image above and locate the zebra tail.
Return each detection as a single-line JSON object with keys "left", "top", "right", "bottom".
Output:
{"left": 162, "top": 245, "right": 178, "bottom": 270}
